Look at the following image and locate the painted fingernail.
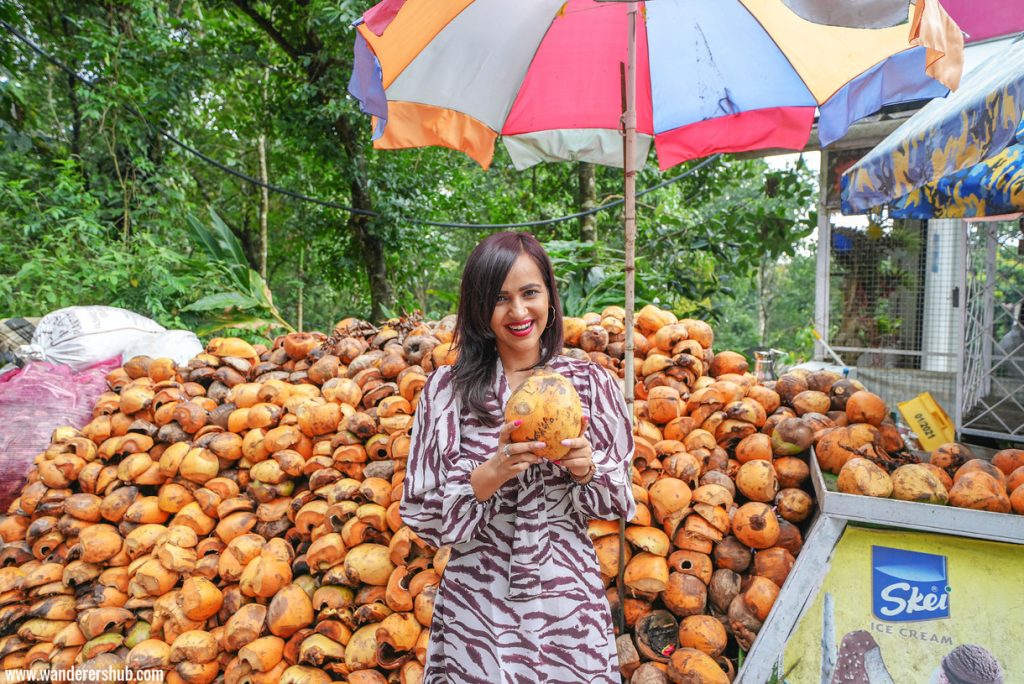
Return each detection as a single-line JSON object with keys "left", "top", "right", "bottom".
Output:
{"left": 514, "top": 420, "right": 522, "bottom": 427}
{"left": 535, "top": 442, "right": 545, "bottom": 449}
{"left": 553, "top": 460, "right": 561, "bottom": 465}
{"left": 561, "top": 439, "right": 572, "bottom": 446}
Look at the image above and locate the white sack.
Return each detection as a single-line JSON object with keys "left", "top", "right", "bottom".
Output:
{"left": 121, "top": 329, "right": 204, "bottom": 367}
{"left": 19, "top": 305, "right": 165, "bottom": 370}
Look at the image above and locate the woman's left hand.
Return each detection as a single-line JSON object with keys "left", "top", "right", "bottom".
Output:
{"left": 556, "top": 416, "right": 593, "bottom": 480}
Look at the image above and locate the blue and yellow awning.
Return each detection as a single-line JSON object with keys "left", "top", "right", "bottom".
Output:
{"left": 842, "top": 38, "right": 1024, "bottom": 218}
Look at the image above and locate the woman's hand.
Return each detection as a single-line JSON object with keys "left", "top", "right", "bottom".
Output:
{"left": 470, "top": 420, "right": 545, "bottom": 501}
{"left": 557, "top": 416, "right": 595, "bottom": 482}
{"left": 493, "top": 419, "right": 546, "bottom": 479}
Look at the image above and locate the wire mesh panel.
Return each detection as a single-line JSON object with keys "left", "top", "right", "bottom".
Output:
{"left": 823, "top": 215, "right": 959, "bottom": 414}
{"left": 958, "top": 220, "right": 1024, "bottom": 441}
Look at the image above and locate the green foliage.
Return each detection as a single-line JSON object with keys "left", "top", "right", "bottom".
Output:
{"left": 0, "top": 0, "right": 819, "bottom": 360}
{"left": 0, "top": 158, "right": 229, "bottom": 327}
{"left": 714, "top": 239, "right": 818, "bottom": 361}
{"left": 992, "top": 223, "right": 1024, "bottom": 340}
{"left": 544, "top": 239, "right": 661, "bottom": 316}
{"left": 629, "top": 156, "right": 818, "bottom": 321}
{"left": 183, "top": 210, "right": 293, "bottom": 336}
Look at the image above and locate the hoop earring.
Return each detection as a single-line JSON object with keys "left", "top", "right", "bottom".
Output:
{"left": 545, "top": 305, "right": 556, "bottom": 330}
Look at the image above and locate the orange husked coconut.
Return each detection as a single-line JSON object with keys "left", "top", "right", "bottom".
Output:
{"left": 505, "top": 368, "right": 583, "bottom": 460}
{"left": 992, "top": 448, "right": 1024, "bottom": 476}
{"left": 845, "top": 391, "right": 887, "bottom": 426}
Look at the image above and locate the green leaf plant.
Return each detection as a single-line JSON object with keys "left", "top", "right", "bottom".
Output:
{"left": 184, "top": 209, "right": 294, "bottom": 336}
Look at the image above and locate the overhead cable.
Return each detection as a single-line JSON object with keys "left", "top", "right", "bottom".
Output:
{"left": 0, "top": 18, "right": 720, "bottom": 230}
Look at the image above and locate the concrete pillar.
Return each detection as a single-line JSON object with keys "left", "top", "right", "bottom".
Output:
{"left": 921, "top": 219, "right": 965, "bottom": 372}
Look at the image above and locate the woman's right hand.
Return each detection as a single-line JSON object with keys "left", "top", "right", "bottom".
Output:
{"left": 493, "top": 419, "right": 545, "bottom": 480}
{"left": 470, "top": 420, "right": 545, "bottom": 501}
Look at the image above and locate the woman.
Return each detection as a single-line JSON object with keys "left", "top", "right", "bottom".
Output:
{"left": 401, "top": 231, "right": 636, "bottom": 683}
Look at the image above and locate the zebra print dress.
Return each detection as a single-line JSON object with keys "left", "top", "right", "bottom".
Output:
{"left": 401, "top": 355, "right": 637, "bottom": 684}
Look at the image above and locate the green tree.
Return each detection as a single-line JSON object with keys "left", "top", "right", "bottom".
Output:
{"left": 0, "top": 2, "right": 818, "bottom": 343}
{"left": 715, "top": 241, "right": 818, "bottom": 361}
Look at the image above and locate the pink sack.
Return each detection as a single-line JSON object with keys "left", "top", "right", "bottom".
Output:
{"left": 0, "top": 357, "right": 121, "bottom": 511}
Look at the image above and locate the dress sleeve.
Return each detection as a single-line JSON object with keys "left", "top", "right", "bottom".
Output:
{"left": 399, "top": 368, "right": 499, "bottom": 548}
{"left": 568, "top": 364, "right": 637, "bottom": 522}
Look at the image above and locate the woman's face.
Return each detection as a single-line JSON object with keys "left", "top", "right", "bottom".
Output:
{"left": 490, "top": 252, "right": 550, "bottom": 362}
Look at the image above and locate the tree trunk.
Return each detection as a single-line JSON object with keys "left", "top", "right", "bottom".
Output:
{"left": 257, "top": 133, "right": 269, "bottom": 281}
{"left": 757, "top": 260, "right": 768, "bottom": 347}
{"left": 297, "top": 246, "right": 305, "bottom": 332}
{"left": 351, "top": 214, "right": 390, "bottom": 322}
{"left": 334, "top": 114, "right": 390, "bottom": 321}
{"left": 834, "top": 275, "right": 876, "bottom": 348}
{"left": 578, "top": 162, "right": 597, "bottom": 243}
{"left": 59, "top": 17, "right": 82, "bottom": 166}
{"left": 67, "top": 72, "right": 81, "bottom": 160}
{"left": 258, "top": 67, "right": 270, "bottom": 281}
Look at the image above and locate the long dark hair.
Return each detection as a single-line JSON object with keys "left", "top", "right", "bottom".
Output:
{"left": 451, "top": 232, "right": 564, "bottom": 425}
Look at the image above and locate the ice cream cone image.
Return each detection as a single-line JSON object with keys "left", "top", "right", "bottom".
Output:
{"left": 829, "top": 630, "right": 894, "bottom": 683}
{"left": 930, "top": 644, "right": 1004, "bottom": 684}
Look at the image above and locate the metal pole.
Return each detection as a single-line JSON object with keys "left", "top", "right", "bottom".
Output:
{"left": 954, "top": 222, "right": 967, "bottom": 435}
{"left": 814, "top": 149, "right": 832, "bottom": 362}
{"left": 615, "top": 0, "right": 639, "bottom": 639}
{"left": 981, "top": 224, "right": 997, "bottom": 398}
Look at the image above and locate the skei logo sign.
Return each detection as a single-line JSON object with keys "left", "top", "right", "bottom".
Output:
{"left": 872, "top": 546, "right": 951, "bottom": 622}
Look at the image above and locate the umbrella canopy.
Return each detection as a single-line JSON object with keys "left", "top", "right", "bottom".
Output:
{"left": 349, "top": 0, "right": 963, "bottom": 172}
{"left": 842, "top": 37, "right": 1024, "bottom": 218}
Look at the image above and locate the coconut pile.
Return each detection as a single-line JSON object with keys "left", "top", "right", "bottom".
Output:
{"left": 0, "top": 305, "right": 923, "bottom": 684}
{"left": 817, "top": 418, "right": 1024, "bottom": 514}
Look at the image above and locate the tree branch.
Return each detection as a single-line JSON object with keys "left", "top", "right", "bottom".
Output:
{"left": 230, "top": 0, "right": 304, "bottom": 61}
{"left": 302, "top": 27, "right": 323, "bottom": 66}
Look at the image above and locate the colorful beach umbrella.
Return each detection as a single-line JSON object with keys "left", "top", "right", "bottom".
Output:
{"left": 842, "top": 37, "right": 1024, "bottom": 219}
{"left": 349, "top": 0, "right": 963, "bottom": 172}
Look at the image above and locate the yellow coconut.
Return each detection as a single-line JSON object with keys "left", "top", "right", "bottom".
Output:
{"left": 891, "top": 464, "right": 948, "bottom": 505}
{"left": 505, "top": 368, "right": 583, "bottom": 460}
{"left": 837, "top": 458, "right": 893, "bottom": 498}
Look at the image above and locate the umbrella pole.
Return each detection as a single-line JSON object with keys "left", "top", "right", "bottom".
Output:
{"left": 615, "top": 0, "right": 639, "bottom": 639}
{"left": 623, "top": 2, "right": 638, "bottom": 415}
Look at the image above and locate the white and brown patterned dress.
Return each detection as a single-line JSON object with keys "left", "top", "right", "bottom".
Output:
{"left": 401, "top": 355, "right": 636, "bottom": 684}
